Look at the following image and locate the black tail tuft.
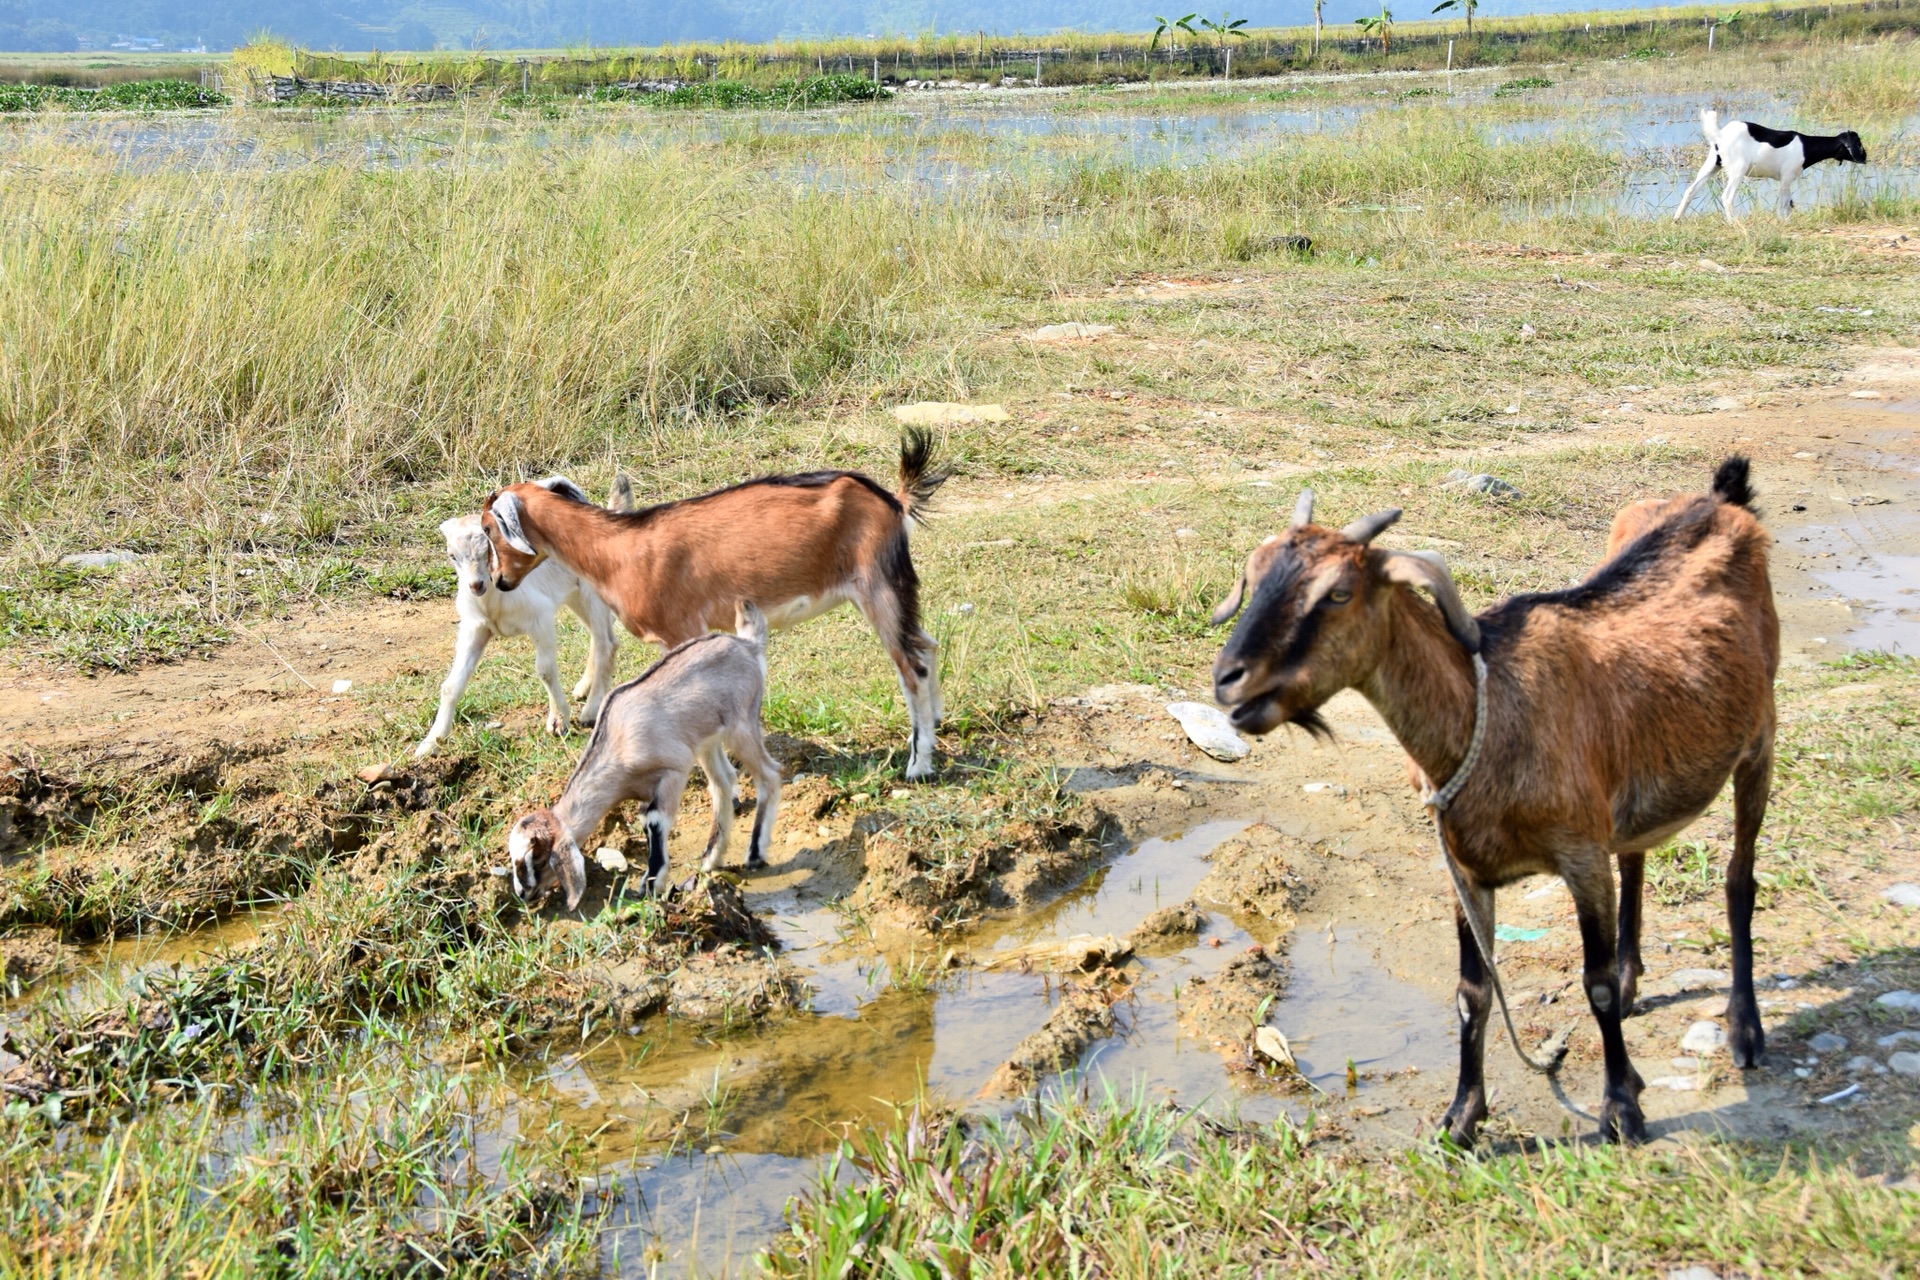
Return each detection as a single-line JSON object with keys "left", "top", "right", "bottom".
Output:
{"left": 1711, "top": 456, "right": 1755, "bottom": 509}
{"left": 897, "top": 427, "right": 951, "bottom": 521}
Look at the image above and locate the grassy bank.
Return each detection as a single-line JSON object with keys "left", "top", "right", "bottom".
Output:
{"left": 763, "top": 1092, "right": 1920, "bottom": 1275}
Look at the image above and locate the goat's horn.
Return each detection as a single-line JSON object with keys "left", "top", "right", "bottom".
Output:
{"left": 1290, "top": 489, "right": 1315, "bottom": 528}
{"left": 1342, "top": 508, "right": 1403, "bottom": 544}
{"left": 1381, "top": 550, "right": 1482, "bottom": 654}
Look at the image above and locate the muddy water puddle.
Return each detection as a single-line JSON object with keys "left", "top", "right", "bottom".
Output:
{"left": 493, "top": 819, "right": 1449, "bottom": 1272}
{"left": 1775, "top": 410, "right": 1920, "bottom": 658}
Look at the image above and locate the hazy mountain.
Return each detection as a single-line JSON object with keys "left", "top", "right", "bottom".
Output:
{"left": 0, "top": 0, "right": 1644, "bottom": 54}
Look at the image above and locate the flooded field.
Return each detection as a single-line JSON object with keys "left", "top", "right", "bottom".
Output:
{"left": 4, "top": 29, "right": 1919, "bottom": 1278}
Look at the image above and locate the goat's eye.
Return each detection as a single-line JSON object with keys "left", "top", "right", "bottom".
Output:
{"left": 1329, "top": 588, "right": 1353, "bottom": 605}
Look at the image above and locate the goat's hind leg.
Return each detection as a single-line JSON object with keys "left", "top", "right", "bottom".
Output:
{"left": 726, "top": 726, "right": 783, "bottom": 869}
{"left": 1568, "top": 852, "right": 1647, "bottom": 1143}
{"left": 1440, "top": 878, "right": 1494, "bottom": 1147}
{"left": 856, "top": 576, "right": 939, "bottom": 782}
{"left": 1616, "top": 851, "right": 1646, "bottom": 1016}
{"left": 696, "top": 740, "right": 737, "bottom": 873}
{"left": 1727, "top": 746, "right": 1773, "bottom": 1068}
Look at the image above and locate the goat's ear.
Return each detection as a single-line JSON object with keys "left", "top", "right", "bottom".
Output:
{"left": 1211, "top": 539, "right": 1273, "bottom": 626}
{"left": 1380, "top": 550, "right": 1482, "bottom": 654}
{"left": 489, "top": 493, "right": 536, "bottom": 556}
{"left": 556, "top": 834, "right": 587, "bottom": 911}
{"left": 1342, "top": 508, "right": 1402, "bottom": 545}
{"left": 438, "top": 516, "right": 464, "bottom": 542}
{"left": 535, "top": 475, "right": 590, "bottom": 504}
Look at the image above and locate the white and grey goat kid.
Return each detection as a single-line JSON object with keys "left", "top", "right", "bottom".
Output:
{"left": 506, "top": 602, "right": 783, "bottom": 908}
{"left": 1674, "top": 109, "right": 1866, "bottom": 222}
{"left": 413, "top": 478, "right": 634, "bottom": 758}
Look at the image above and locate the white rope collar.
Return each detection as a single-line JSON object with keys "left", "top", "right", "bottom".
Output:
{"left": 1423, "top": 650, "right": 1568, "bottom": 1077}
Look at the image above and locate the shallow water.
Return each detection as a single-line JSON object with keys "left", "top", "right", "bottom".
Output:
{"left": 485, "top": 819, "right": 1450, "bottom": 1271}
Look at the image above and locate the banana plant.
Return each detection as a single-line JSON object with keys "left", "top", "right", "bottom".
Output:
{"left": 1150, "top": 12, "right": 1198, "bottom": 60}
{"left": 1196, "top": 12, "right": 1248, "bottom": 77}
{"left": 1431, "top": 0, "right": 1475, "bottom": 37}
{"left": 1355, "top": 5, "right": 1395, "bottom": 53}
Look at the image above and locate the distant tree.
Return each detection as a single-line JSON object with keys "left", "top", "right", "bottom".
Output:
{"left": 1355, "top": 4, "right": 1394, "bottom": 52}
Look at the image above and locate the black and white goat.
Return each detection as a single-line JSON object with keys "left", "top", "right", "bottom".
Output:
{"left": 506, "top": 602, "right": 782, "bottom": 908}
{"left": 1674, "top": 108, "right": 1866, "bottom": 222}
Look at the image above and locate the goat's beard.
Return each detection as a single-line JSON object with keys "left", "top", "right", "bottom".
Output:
{"left": 1224, "top": 688, "right": 1335, "bottom": 741}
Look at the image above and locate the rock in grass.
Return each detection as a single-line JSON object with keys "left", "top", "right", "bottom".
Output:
{"left": 594, "top": 846, "right": 630, "bottom": 873}
{"left": 1875, "top": 990, "right": 1920, "bottom": 1011}
{"left": 1680, "top": 1021, "right": 1727, "bottom": 1054}
{"left": 1890, "top": 1052, "right": 1920, "bottom": 1077}
{"left": 890, "top": 401, "right": 1009, "bottom": 425}
{"left": 1808, "top": 1032, "right": 1848, "bottom": 1054}
{"left": 58, "top": 550, "right": 140, "bottom": 569}
{"left": 1881, "top": 882, "right": 1920, "bottom": 909}
{"left": 1165, "top": 702, "right": 1249, "bottom": 762}
{"left": 1666, "top": 968, "right": 1730, "bottom": 992}
{"left": 1441, "top": 471, "right": 1523, "bottom": 498}
{"left": 1030, "top": 322, "right": 1115, "bottom": 342}
{"left": 1877, "top": 1031, "right": 1920, "bottom": 1049}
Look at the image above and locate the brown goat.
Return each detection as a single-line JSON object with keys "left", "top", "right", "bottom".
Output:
{"left": 1210, "top": 459, "right": 1778, "bottom": 1145}
{"left": 481, "top": 433, "right": 947, "bottom": 779}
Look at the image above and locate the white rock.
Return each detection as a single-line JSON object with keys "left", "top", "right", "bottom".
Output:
{"left": 1302, "top": 781, "right": 1348, "bottom": 795}
{"left": 1030, "top": 322, "right": 1115, "bottom": 342}
{"left": 1667, "top": 1267, "right": 1721, "bottom": 1280}
{"left": 594, "top": 846, "right": 630, "bottom": 873}
{"left": 59, "top": 550, "right": 140, "bottom": 569}
{"left": 1709, "top": 396, "right": 1744, "bottom": 411}
{"left": 1890, "top": 1052, "right": 1920, "bottom": 1077}
{"left": 1666, "top": 968, "right": 1730, "bottom": 992}
{"left": 1874, "top": 990, "right": 1920, "bottom": 1011}
{"left": 1876, "top": 1031, "right": 1920, "bottom": 1049}
{"left": 1165, "top": 702, "right": 1250, "bottom": 762}
{"left": 1808, "top": 1032, "right": 1848, "bottom": 1054}
{"left": 1680, "top": 1021, "right": 1727, "bottom": 1054}
{"left": 1880, "top": 882, "right": 1920, "bottom": 909}
{"left": 1647, "top": 1075, "right": 1699, "bottom": 1092}
{"left": 890, "top": 402, "right": 1009, "bottom": 425}
{"left": 330, "top": 679, "right": 353, "bottom": 694}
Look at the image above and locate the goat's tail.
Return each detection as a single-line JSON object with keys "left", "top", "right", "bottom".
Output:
{"left": 1712, "top": 455, "right": 1755, "bottom": 509}
{"left": 607, "top": 474, "right": 636, "bottom": 513}
{"left": 734, "top": 601, "right": 769, "bottom": 650}
{"left": 896, "top": 427, "right": 951, "bottom": 528}
{"left": 1700, "top": 107, "right": 1720, "bottom": 143}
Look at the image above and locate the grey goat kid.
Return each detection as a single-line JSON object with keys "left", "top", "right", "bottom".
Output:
{"left": 506, "top": 601, "right": 783, "bottom": 908}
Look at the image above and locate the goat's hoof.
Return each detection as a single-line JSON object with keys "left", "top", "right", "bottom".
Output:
{"left": 1438, "top": 1098, "right": 1485, "bottom": 1150}
{"left": 745, "top": 854, "right": 767, "bottom": 870}
{"left": 1600, "top": 1094, "right": 1648, "bottom": 1145}
{"left": 1729, "top": 1022, "right": 1765, "bottom": 1069}
{"left": 411, "top": 742, "right": 438, "bottom": 760}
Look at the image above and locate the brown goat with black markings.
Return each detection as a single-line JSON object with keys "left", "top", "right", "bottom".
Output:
{"left": 1210, "top": 458, "right": 1777, "bottom": 1145}
{"left": 481, "top": 432, "right": 947, "bottom": 779}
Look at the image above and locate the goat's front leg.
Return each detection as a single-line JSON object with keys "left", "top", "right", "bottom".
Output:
{"left": 1440, "top": 877, "right": 1494, "bottom": 1147}
{"left": 1727, "top": 747, "right": 1773, "bottom": 1068}
{"left": 1616, "top": 851, "right": 1646, "bottom": 1016}
{"left": 697, "top": 741, "right": 737, "bottom": 872}
{"left": 1720, "top": 163, "right": 1747, "bottom": 223}
{"left": 415, "top": 620, "right": 491, "bottom": 758}
{"left": 639, "top": 775, "right": 689, "bottom": 896}
{"left": 529, "top": 617, "right": 569, "bottom": 737}
{"left": 1568, "top": 854, "right": 1646, "bottom": 1144}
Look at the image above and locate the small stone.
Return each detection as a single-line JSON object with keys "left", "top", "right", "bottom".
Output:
{"left": 594, "top": 847, "right": 629, "bottom": 873}
{"left": 1174, "top": 527, "right": 1196, "bottom": 539}
{"left": 890, "top": 402, "right": 1010, "bottom": 425}
{"left": 1880, "top": 883, "right": 1920, "bottom": 909}
{"left": 1440, "top": 472, "right": 1522, "bottom": 498}
{"left": 1875, "top": 990, "right": 1920, "bottom": 1011}
{"left": 1793, "top": 1067, "right": 1812, "bottom": 1078}
{"left": 1808, "top": 1032, "right": 1848, "bottom": 1054}
{"left": 331, "top": 679, "right": 353, "bottom": 694}
{"left": 1519, "top": 324, "right": 1537, "bottom": 337}
{"left": 1845, "top": 1055, "right": 1875, "bottom": 1072}
{"left": 1709, "top": 396, "right": 1744, "bottom": 411}
{"left": 356, "top": 763, "right": 401, "bottom": 785}
{"left": 1876, "top": 1031, "right": 1920, "bottom": 1049}
{"left": 1165, "top": 702, "right": 1250, "bottom": 763}
{"left": 1667, "top": 1266, "right": 1721, "bottom": 1280}
{"left": 1890, "top": 1052, "right": 1920, "bottom": 1077}
{"left": 1681, "top": 1021, "right": 1727, "bottom": 1054}
{"left": 1666, "top": 968, "right": 1730, "bottom": 992}
{"left": 1301, "top": 781, "right": 1347, "bottom": 795}
{"left": 58, "top": 550, "right": 140, "bottom": 569}
{"left": 1648, "top": 1075, "right": 1700, "bottom": 1092}
{"left": 1030, "top": 322, "right": 1115, "bottom": 342}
